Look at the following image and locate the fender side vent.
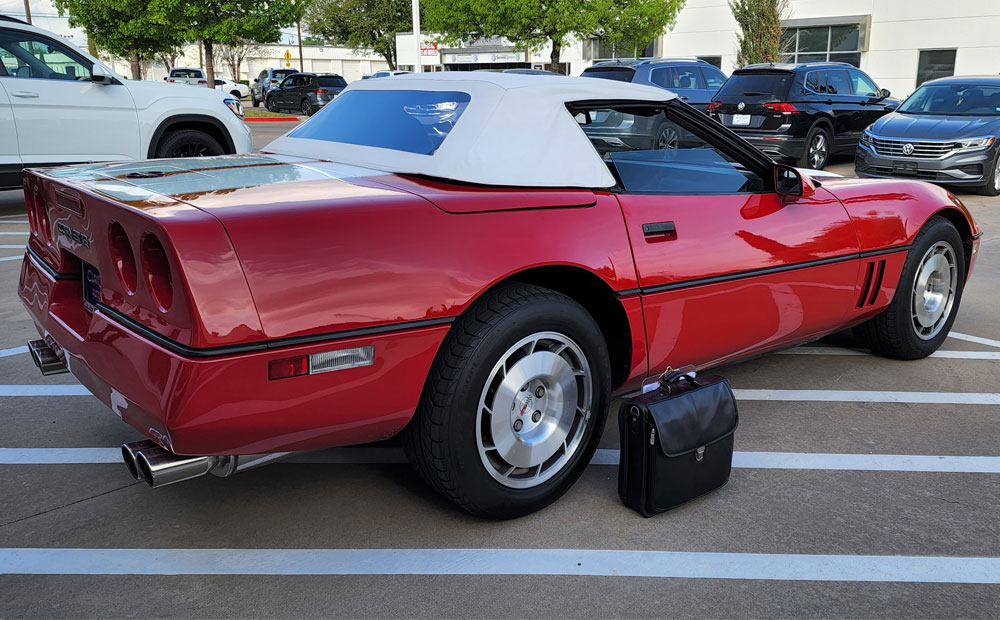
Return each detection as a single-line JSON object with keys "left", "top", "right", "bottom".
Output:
{"left": 868, "top": 259, "right": 886, "bottom": 305}
{"left": 857, "top": 261, "right": 875, "bottom": 308}
{"left": 857, "top": 259, "right": 886, "bottom": 308}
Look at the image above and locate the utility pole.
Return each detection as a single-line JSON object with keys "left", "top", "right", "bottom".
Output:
{"left": 411, "top": 0, "right": 421, "bottom": 73}
{"left": 22, "top": 0, "right": 31, "bottom": 24}
{"left": 297, "top": 22, "right": 304, "bottom": 71}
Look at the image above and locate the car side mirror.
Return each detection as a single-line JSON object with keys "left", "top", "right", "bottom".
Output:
{"left": 774, "top": 164, "right": 816, "bottom": 200}
{"left": 879, "top": 88, "right": 891, "bottom": 99}
{"left": 91, "top": 64, "right": 114, "bottom": 85}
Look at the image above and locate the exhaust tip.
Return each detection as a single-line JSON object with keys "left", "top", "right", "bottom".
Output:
{"left": 136, "top": 451, "right": 155, "bottom": 487}
{"left": 121, "top": 445, "right": 139, "bottom": 480}
{"left": 26, "top": 339, "right": 68, "bottom": 376}
{"left": 121, "top": 440, "right": 157, "bottom": 482}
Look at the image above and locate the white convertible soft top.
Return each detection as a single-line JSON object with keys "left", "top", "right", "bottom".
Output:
{"left": 263, "top": 72, "right": 676, "bottom": 189}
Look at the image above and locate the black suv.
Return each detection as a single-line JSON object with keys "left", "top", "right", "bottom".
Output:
{"left": 581, "top": 58, "right": 727, "bottom": 112}
{"left": 708, "top": 62, "right": 897, "bottom": 169}
{"left": 265, "top": 72, "right": 348, "bottom": 116}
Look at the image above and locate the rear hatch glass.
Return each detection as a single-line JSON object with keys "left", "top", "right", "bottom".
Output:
{"left": 272, "top": 70, "right": 296, "bottom": 80}
{"left": 318, "top": 76, "right": 347, "bottom": 87}
{"left": 581, "top": 67, "right": 636, "bottom": 82}
{"left": 716, "top": 72, "right": 793, "bottom": 102}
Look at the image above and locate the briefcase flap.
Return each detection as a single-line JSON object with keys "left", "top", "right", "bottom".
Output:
{"left": 649, "top": 378, "right": 738, "bottom": 457}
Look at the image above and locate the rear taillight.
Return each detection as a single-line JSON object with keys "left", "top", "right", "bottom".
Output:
{"left": 706, "top": 101, "right": 722, "bottom": 112}
{"left": 315, "top": 88, "right": 327, "bottom": 94}
{"left": 765, "top": 102, "right": 798, "bottom": 115}
{"left": 37, "top": 197, "right": 51, "bottom": 245}
{"left": 198, "top": 79, "right": 208, "bottom": 84}
{"left": 25, "top": 184, "right": 37, "bottom": 236}
{"left": 141, "top": 233, "right": 173, "bottom": 311}
{"left": 108, "top": 222, "right": 138, "bottom": 294}
{"left": 270, "top": 79, "right": 278, "bottom": 84}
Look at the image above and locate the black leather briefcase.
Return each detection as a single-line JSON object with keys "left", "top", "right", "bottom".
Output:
{"left": 618, "top": 370, "right": 739, "bottom": 517}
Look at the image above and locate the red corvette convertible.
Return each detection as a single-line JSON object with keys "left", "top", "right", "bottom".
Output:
{"left": 18, "top": 73, "right": 980, "bottom": 518}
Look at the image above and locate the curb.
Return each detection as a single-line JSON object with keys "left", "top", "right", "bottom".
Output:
{"left": 244, "top": 116, "right": 305, "bottom": 122}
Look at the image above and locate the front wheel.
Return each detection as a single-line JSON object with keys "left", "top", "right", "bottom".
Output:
{"left": 301, "top": 99, "right": 314, "bottom": 117}
{"left": 251, "top": 93, "right": 259, "bottom": 108}
{"left": 265, "top": 96, "right": 277, "bottom": 113}
{"left": 854, "top": 217, "right": 965, "bottom": 359}
{"left": 976, "top": 150, "right": 1000, "bottom": 196}
{"left": 154, "top": 129, "right": 225, "bottom": 159}
{"left": 402, "top": 284, "right": 611, "bottom": 519}
{"left": 797, "top": 125, "right": 831, "bottom": 170}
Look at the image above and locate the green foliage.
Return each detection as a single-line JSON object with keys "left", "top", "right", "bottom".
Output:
{"left": 54, "top": 0, "right": 186, "bottom": 77}
{"left": 149, "top": 0, "right": 298, "bottom": 49}
{"left": 304, "top": 0, "right": 412, "bottom": 69}
{"left": 729, "top": 0, "right": 785, "bottom": 67}
{"left": 423, "top": 0, "right": 685, "bottom": 71}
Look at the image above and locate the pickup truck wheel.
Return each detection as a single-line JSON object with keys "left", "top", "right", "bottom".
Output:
{"left": 797, "top": 125, "right": 831, "bottom": 170}
{"left": 402, "top": 284, "right": 611, "bottom": 519}
{"left": 854, "top": 217, "right": 964, "bottom": 359}
{"left": 154, "top": 129, "right": 225, "bottom": 159}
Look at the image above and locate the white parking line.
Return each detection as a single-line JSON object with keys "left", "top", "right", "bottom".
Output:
{"left": 5, "top": 384, "right": 997, "bottom": 404}
{"left": 0, "top": 220, "right": 29, "bottom": 225}
{"left": 0, "top": 245, "right": 25, "bottom": 249}
{"left": 0, "top": 231, "right": 27, "bottom": 235}
{"left": 949, "top": 332, "right": 1000, "bottom": 349}
{"left": 0, "top": 548, "right": 996, "bottom": 583}
{"left": 0, "top": 346, "right": 28, "bottom": 358}
{"left": 4, "top": 447, "right": 999, "bottom": 473}
{"left": 0, "top": 255, "right": 22, "bottom": 262}
{"left": 777, "top": 348, "right": 1000, "bottom": 360}
{"left": 0, "top": 214, "right": 26, "bottom": 220}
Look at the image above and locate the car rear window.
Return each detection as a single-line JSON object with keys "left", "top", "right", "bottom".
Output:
{"left": 272, "top": 69, "right": 296, "bottom": 79}
{"left": 581, "top": 67, "right": 636, "bottom": 82}
{"left": 171, "top": 69, "right": 201, "bottom": 78}
{"left": 288, "top": 90, "right": 471, "bottom": 155}
{"left": 318, "top": 76, "right": 347, "bottom": 87}
{"left": 717, "top": 72, "right": 792, "bottom": 99}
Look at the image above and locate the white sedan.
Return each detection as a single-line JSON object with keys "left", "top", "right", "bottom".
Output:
{"left": 215, "top": 78, "right": 250, "bottom": 99}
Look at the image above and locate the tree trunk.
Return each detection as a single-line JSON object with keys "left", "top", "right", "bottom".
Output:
{"left": 549, "top": 38, "right": 562, "bottom": 74}
{"left": 22, "top": 0, "right": 31, "bottom": 24}
{"left": 161, "top": 55, "right": 171, "bottom": 73}
{"left": 129, "top": 53, "right": 143, "bottom": 80}
{"left": 297, "top": 22, "right": 304, "bottom": 71}
{"left": 204, "top": 40, "right": 216, "bottom": 88}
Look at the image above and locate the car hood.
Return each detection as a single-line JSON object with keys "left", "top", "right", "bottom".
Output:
{"left": 870, "top": 112, "right": 1000, "bottom": 139}
{"left": 124, "top": 78, "right": 236, "bottom": 105}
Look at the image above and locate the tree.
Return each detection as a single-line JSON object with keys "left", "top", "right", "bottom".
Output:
{"left": 424, "top": 0, "right": 685, "bottom": 74}
{"left": 157, "top": 48, "right": 184, "bottom": 73}
{"left": 54, "top": 0, "right": 186, "bottom": 80}
{"left": 217, "top": 40, "right": 264, "bottom": 81}
{"left": 305, "top": 0, "right": 412, "bottom": 70}
{"left": 729, "top": 0, "right": 788, "bottom": 67}
{"left": 150, "top": 0, "right": 298, "bottom": 86}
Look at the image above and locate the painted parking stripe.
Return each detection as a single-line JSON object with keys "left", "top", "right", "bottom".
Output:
{"left": 4, "top": 384, "right": 997, "bottom": 404}
{"left": 0, "top": 255, "right": 22, "bottom": 262}
{"left": 0, "top": 244, "right": 26, "bottom": 249}
{"left": 0, "top": 214, "right": 26, "bottom": 219}
{"left": 1, "top": 547, "right": 997, "bottom": 583}
{"left": 4, "top": 447, "right": 999, "bottom": 473}
{"left": 0, "top": 346, "right": 28, "bottom": 358}
{"left": 0, "top": 220, "right": 29, "bottom": 225}
{"left": 0, "top": 231, "right": 27, "bottom": 235}
{"left": 777, "top": 348, "right": 1000, "bottom": 360}
{"left": 948, "top": 332, "right": 1000, "bottom": 349}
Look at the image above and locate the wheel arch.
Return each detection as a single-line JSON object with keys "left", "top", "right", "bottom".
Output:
{"left": 463, "top": 265, "right": 634, "bottom": 389}
{"left": 147, "top": 114, "right": 236, "bottom": 158}
{"left": 810, "top": 115, "right": 835, "bottom": 135}
{"left": 930, "top": 207, "right": 975, "bottom": 279}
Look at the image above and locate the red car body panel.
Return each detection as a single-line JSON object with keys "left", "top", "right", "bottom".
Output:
{"left": 16, "top": 156, "right": 980, "bottom": 456}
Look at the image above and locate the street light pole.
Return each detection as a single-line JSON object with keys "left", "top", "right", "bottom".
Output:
{"left": 411, "top": 0, "right": 421, "bottom": 73}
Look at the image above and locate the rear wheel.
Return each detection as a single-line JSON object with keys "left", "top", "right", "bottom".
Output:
{"left": 797, "top": 125, "right": 831, "bottom": 170}
{"left": 251, "top": 92, "right": 260, "bottom": 107}
{"left": 854, "top": 217, "right": 965, "bottom": 359}
{"left": 402, "top": 284, "right": 611, "bottom": 519}
{"left": 976, "top": 151, "right": 1000, "bottom": 196}
{"left": 265, "top": 96, "right": 277, "bottom": 113}
{"left": 230, "top": 89, "right": 242, "bottom": 99}
{"left": 653, "top": 123, "right": 680, "bottom": 149}
{"left": 154, "top": 129, "right": 225, "bottom": 159}
{"left": 301, "top": 99, "right": 314, "bottom": 116}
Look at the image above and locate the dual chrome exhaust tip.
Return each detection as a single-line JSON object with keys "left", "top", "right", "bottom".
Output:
{"left": 121, "top": 440, "right": 289, "bottom": 488}
{"left": 27, "top": 338, "right": 68, "bottom": 376}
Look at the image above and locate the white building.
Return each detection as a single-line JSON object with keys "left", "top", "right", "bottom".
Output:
{"left": 659, "top": 0, "right": 1000, "bottom": 97}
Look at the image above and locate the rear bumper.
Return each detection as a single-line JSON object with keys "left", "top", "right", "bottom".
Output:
{"left": 855, "top": 143, "right": 997, "bottom": 186}
{"left": 736, "top": 132, "right": 806, "bottom": 162}
{"left": 18, "top": 252, "right": 449, "bottom": 455}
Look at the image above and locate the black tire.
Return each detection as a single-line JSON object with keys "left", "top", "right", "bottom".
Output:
{"left": 975, "top": 150, "right": 1000, "bottom": 196}
{"left": 153, "top": 129, "right": 226, "bottom": 159}
{"left": 301, "top": 99, "right": 313, "bottom": 117}
{"left": 854, "top": 217, "right": 965, "bottom": 359}
{"left": 797, "top": 124, "right": 831, "bottom": 170}
{"left": 402, "top": 283, "right": 612, "bottom": 519}
{"left": 651, "top": 121, "right": 680, "bottom": 150}
{"left": 251, "top": 93, "right": 259, "bottom": 108}
{"left": 230, "top": 90, "right": 242, "bottom": 99}
{"left": 265, "top": 96, "right": 277, "bottom": 113}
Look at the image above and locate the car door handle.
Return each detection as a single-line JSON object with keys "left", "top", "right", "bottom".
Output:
{"left": 642, "top": 221, "right": 677, "bottom": 237}
{"left": 11, "top": 91, "right": 39, "bottom": 98}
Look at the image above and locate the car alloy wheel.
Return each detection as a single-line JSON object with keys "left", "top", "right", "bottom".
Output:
{"left": 656, "top": 126, "right": 680, "bottom": 150}
{"left": 809, "top": 133, "right": 828, "bottom": 169}
{"left": 911, "top": 240, "right": 958, "bottom": 341}
{"left": 475, "top": 331, "right": 593, "bottom": 489}
{"left": 302, "top": 99, "right": 312, "bottom": 116}
{"left": 993, "top": 161, "right": 1000, "bottom": 192}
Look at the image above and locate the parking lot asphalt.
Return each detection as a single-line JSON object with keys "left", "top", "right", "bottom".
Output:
{"left": 0, "top": 126, "right": 998, "bottom": 618}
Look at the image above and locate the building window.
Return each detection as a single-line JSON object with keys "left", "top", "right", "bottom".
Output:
{"left": 916, "top": 49, "right": 956, "bottom": 86}
{"left": 697, "top": 56, "right": 722, "bottom": 69}
{"left": 780, "top": 24, "right": 861, "bottom": 67}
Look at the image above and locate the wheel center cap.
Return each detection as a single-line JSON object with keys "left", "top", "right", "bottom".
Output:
{"left": 513, "top": 394, "right": 534, "bottom": 419}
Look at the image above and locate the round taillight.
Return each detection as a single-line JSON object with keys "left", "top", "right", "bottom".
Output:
{"left": 37, "top": 200, "right": 51, "bottom": 245}
{"left": 108, "top": 222, "right": 137, "bottom": 294}
{"left": 25, "top": 186, "right": 38, "bottom": 236}
{"left": 141, "top": 233, "right": 173, "bottom": 311}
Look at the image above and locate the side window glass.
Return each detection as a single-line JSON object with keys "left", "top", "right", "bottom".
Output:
{"left": 649, "top": 68, "right": 669, "bottom": 88}
{"left": 0, "top": 33, "right": 90, "bottom": 80}
{"left": 701, "top": 68, "right": 725, "bottom": 90}
{"left": 804, "top": 71, "right": 824, "bottom": 93}
{"left": 850, "top": 70, "right": 879, "bottom": 97}
{"left": 258, "top": 71, "right": 267, "bottom": 81}
{"left": 669, "top": 67, "right": 704, "bottom": 89}
{"left": 822, "top": 70, "right": 851, "bottom": 95}
{"left": 579, "top": 107, "right": 765, "bottom": 195}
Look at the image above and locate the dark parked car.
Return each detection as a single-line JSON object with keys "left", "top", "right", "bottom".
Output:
{"left": 266, "top": 72, "right": 348, "bottom": 116}
{"left": 581, "top": 58, "right": 727, "bottom": 112}
{"left": 856, "top": 76, "right": 1000, "bottom": 196}
{"left": 708, "top": 62, "right": 897, "bottom": 169}
{"left": 251, "top": 67, "right": 298, "bottom": 107}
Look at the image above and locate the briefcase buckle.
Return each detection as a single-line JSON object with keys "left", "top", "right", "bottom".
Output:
{"left": 695, "top": 446, "right": 705, "bottom": 462}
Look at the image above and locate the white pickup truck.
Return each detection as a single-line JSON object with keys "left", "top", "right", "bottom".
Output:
{"left": 165, "top": 67, "right": 209, "bottom": 86}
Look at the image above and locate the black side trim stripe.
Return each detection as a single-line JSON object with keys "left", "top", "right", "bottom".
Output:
{"left": 27, "top": 246, "right": 80, "bottom": 281}
{"left": 972, "top": 232, "right": 983, "bottom": 240}
{"left": 97, "top": 302, "right": 454, "bottom": 359}
{"left": 615, "top": 288, "right": 641, "bottom": 298}
{"left": 638, "top": 246, "right": 911, "bottom": 296}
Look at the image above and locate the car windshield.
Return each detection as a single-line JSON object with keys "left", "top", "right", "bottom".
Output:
{"left": 898, "top": 84, "right": 1000, "bottom": 116}
{"left": 716, "top": 72, "right": 792, "bottom": 99}
{"left": 288, "top": 90, "right": 471, "bottom": 155}
{"left": 581, "top": 67, "right": 635, "bottom": 82}
{"left": 318, "top": 76, "right": 347, "bottom": 87}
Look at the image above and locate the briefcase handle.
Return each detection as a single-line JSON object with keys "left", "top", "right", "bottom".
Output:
{"left": 658, "top": 365, "right": 700, "bottom": 394}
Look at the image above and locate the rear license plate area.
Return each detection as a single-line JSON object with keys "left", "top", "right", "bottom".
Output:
{"left": 732, "top": 114, "right": 751, "bottom": 126}
{"left": 83, "top": 261, "right": 101, "bottom": 313}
